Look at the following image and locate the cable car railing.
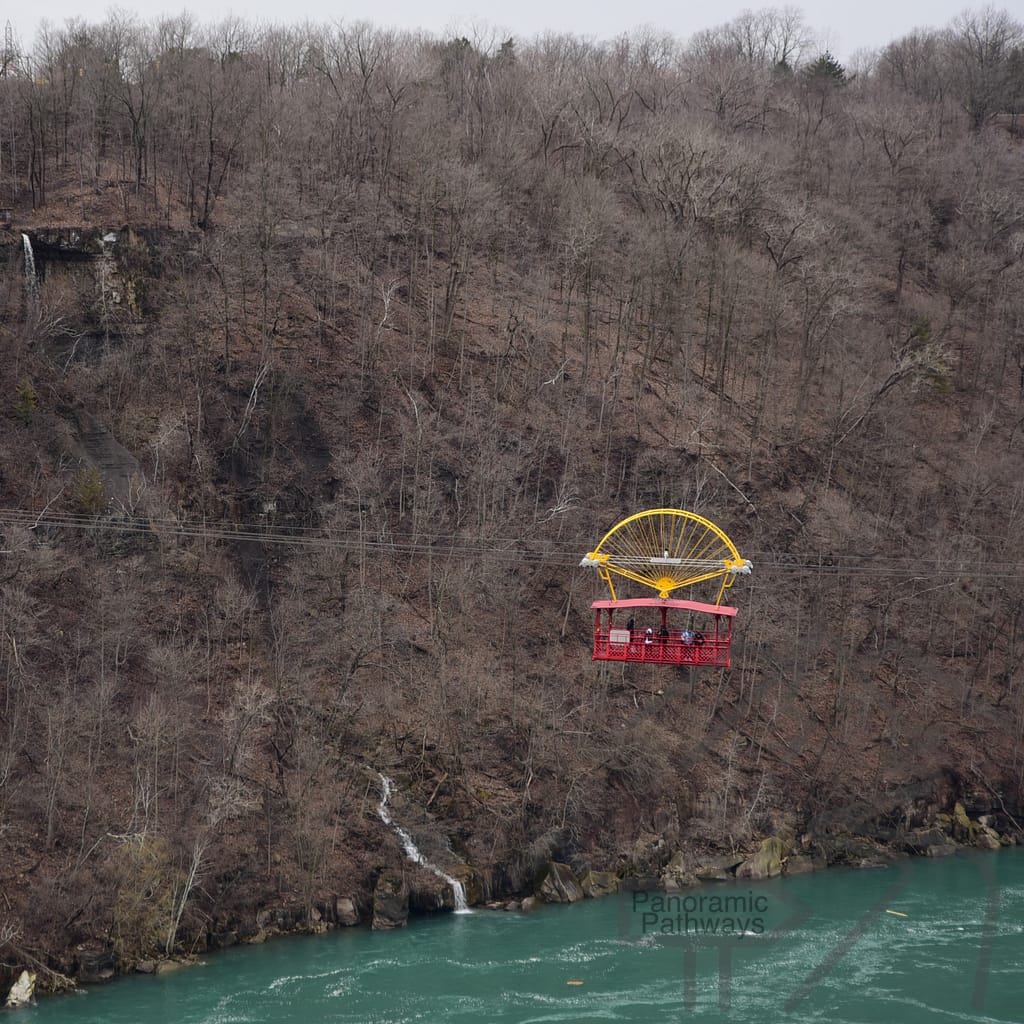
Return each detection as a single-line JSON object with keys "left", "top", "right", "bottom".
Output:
{"left": 592, "top": 627, "right": 732, "bottom": 667}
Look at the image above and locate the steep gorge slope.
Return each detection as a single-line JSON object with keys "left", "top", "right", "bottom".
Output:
{"left": 1, "top": 13, "right": 1023, "bottom": 990}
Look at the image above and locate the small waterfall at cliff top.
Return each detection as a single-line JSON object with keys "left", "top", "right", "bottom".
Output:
{"left": 376, "top": 772, "right": 470, "bottom": 913}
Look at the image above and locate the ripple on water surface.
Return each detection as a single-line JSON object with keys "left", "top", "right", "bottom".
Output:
{"left": 17, "top": 849, "right": 1024, "bottom": 1024}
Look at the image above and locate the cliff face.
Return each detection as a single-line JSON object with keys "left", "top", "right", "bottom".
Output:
{"left": 2, "top": 13, "right": 1024, "bottom": 992}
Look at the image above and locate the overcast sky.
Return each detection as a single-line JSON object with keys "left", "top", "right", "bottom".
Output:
{"left": 6, "top": 1, "right": 981, "bottom": 64}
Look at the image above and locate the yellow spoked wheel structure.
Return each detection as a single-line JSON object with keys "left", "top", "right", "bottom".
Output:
{"left": 580, "top": 508, "right": 752, "bottom": 603}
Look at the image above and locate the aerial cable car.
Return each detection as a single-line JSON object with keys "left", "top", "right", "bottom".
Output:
{"left": 580, "top": 509, "right": 752, "bottom": 667}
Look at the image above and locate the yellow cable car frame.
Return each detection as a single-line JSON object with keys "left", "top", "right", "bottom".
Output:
{"left": 580, "top": 508, "right": 752, "bottom": 604}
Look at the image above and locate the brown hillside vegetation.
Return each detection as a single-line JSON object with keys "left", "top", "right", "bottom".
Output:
{"left": 1, "top": 8, "right": 1024, "bottom": 991}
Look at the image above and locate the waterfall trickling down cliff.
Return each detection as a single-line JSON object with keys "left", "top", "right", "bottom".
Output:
{"left": 376, "top": 772, "right": 470, "bottom": 913}
{"left": 21, "top": 233, "right": 37, "bottom": 297}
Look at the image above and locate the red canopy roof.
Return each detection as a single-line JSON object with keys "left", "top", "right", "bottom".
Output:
{"left": 590, "top": 597, "right": 737, "bottom": 617}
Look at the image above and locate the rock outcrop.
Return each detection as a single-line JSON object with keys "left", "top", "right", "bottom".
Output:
{"left": 693, "top": 853, "right": 744, "bottom": 881}
{"left": 580, "top": 870, "right": 620, "bottom": 898}
{"left": 736, "top": 836, "right": 790, "bottom": 880}
{"left": 660, "top": 852, "right": 698, "bottom": 891}
{"left": 372, "top": 873, "right": 410, "bottom": 929}
{"left": 4, "top": 970, "right": 36, "bottom": 1008}
{"left": 535, "top": 862, "right": 584, "bottom": 903}
{"left": 74, "top": 943, "right": 117, "bottom": 985}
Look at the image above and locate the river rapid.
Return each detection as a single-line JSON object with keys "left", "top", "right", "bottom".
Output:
{"left": 20, "top": 848, "right": 1024, "bottom": 1023}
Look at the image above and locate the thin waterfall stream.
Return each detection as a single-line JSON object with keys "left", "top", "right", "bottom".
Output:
{"left": 375, "top": 772, "right": 470, "bottom": 913}
{"left": 22, "top": 232, "right": 37, "bottom": 302}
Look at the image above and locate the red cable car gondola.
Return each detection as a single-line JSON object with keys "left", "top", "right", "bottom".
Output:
{"left": 580, "top": 509, "right": 751, "bottom": 668}
{"left": 590, "top": 597, "right": 737, "bottom": 667}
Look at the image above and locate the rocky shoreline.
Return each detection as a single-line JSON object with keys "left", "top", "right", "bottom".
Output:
{"left": 4, "top": 800, "right": 1017, "bottom": 1009}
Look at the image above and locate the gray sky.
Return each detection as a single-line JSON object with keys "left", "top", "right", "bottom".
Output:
{"left": 7, "top": 1, "right": 979, "bottom": 64}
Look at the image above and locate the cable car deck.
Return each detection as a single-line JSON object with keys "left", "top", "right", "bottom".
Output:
{"left": 591, "top": 597, "right": 737, "bottom": 668}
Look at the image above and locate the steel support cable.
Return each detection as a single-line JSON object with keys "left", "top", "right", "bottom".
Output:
{"left": 0, "top": 507, "right": 1021, "bottom": 580}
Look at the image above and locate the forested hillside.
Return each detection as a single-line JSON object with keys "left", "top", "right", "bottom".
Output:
{"left": 2, "top": 6, "right": 1023, "bottom": 993}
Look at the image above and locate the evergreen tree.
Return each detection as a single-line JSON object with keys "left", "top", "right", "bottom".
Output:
{"left": 804, "top": 50, "right": 847, "bottom": 82}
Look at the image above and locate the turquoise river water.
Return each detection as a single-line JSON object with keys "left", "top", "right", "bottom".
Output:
{"left": 21, "top": 849, "right": 1024, "bottom": 1023}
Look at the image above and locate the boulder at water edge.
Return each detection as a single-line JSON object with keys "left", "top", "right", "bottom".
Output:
{"left": 372, "top": 873, "right": 410, "bottom": 929}
{"left": 336, "top": 897, "right": 360, "bottom": 926}
{"left": 902, "top": 828, "right": 957, "bottom": 857}
{"left": 536, "top": 862, "right": 584, "bottom": 903}
{"left": 693, "top": 853, "right": 745, "bottom": 881}
{"left": 736, "top": 836, "right": 790, "bottom": 880}
{"left": 784, "top": 854, "right": 823, "bottom": 876}
{"left": 660, "top": 852, "right": 698, "bottom": 891}
{"left": 580, "top": 870, "right": 620, "bottom": 898}
{"left": 5, "top": 970, "right": 36, "bottom": 1008}
{"left": 75, "top": 943, "right": 117, "bottom": 984}
{"left": 975, "top": 825, "right": 1002, "bottom": 850}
